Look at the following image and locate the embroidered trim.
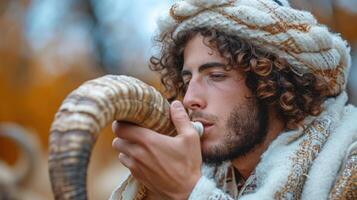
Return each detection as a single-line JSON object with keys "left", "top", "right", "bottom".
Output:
{"left": 274, "top": 117, "right": 332, "bottom": 199}
{"left": 329, "top": 147, "right": 357, "bottom": 199}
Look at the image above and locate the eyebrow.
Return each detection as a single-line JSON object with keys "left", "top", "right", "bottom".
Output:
{"left": 181, "top": 62, "right": 226, "bottom": 76}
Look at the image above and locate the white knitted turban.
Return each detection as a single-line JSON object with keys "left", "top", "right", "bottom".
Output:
{"left": 157, "top": 0, "right": 351, "bottom": 96}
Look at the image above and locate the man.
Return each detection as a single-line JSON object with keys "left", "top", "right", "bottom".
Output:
{"left": 111, "top": 0, "right": 356, "bottom": 199}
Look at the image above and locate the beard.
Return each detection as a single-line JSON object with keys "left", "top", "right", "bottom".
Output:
{"left": 201, "top": 97, "right": 268, "bottom": 165}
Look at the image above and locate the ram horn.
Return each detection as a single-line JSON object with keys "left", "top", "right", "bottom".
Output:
{"left": 0, "top": 123, "right": 38, "bottom": 186}
{"left": 48, "top": 75, "right": 176, "bottom": 200}
{"left": 0, "top": 123, "right": 39, "bottom": 200}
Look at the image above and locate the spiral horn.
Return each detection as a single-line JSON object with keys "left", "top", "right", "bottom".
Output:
{"left": 48, "top": 75, "right": 176, "bottom": 199}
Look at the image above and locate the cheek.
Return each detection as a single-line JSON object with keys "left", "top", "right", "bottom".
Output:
{"left": 213, "top": 84, "right": 250, "bottom": 106}
{"left": 208, "top": 83, "right": 251, "bottom": 124}
{"left": 212, "top": 77, "right": 250, "bottom": 95}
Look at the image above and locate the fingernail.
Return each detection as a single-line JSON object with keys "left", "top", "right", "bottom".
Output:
{"left": 172, "top": 100, "right": 182, "bottom": 108}
{"left": 112, "top": 120, "right": 119, "bottom": 132}
{"left": 112, "top": 137, "right": 118, "bottom": 147}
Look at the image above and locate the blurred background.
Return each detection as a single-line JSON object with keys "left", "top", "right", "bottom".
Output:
{"left": 0, "top": 0, "right": 356, "bottom": 199}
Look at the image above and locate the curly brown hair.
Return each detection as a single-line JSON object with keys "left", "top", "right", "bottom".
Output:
{"left": 150, "top": 28, "right": 328, "bottom": 129}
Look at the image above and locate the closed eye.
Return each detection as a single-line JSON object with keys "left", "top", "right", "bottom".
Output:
{"left": 209, "top": 73, "right": 227, "bottom": 81}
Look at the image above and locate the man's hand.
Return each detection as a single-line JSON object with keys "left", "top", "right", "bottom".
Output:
{"left": 112, "top": 100, "right": 202, "bottom": 200}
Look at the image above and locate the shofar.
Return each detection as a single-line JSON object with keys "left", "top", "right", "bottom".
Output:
{"left": 48, "top": 75, "right": 176, "bottom": 200}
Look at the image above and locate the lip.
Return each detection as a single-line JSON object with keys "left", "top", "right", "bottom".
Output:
{"left": 192, "top": 118, "right": 214, "bottom": 132}
{"left": 202, "top": 124, "right": 213, "bottom": 129}
{"left": 192, "top": 118, "right": 213, "bottom": 126}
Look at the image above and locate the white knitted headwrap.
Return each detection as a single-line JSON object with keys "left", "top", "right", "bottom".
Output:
{"left": 157, "top": 0, "right": 351, "bottom": 96}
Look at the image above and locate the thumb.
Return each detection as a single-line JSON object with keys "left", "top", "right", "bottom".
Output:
{"left": 170, "top": 100, "right": 195, "bottom": 136}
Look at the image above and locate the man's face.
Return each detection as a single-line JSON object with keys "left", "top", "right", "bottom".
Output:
{"left": 182, "top": 34, "right": 268, "bottom": 164}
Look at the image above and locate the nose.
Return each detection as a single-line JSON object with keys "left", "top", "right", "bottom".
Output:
{"left": 182, "top": 80, "right": 206, "bottom": 111}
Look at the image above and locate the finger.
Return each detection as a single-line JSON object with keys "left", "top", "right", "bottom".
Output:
{"left": 118, "top": 153, "right": 164, "bottom": 196}
{"left": 118, "top": 153, "right": 137, "bottom": 172}
{"left": 112, "top": 137, "right": 141, "bottom": 158}
{"left": 112, "top": 120, "right": 120, "bottom": 137}
{"left": 112, "top": 121, "right": 137, "bottom": 138}
{"left": 112, "top": 121, "right": 155, "bottom": 145}
{"left": 118, "top": 153, "right": 157, "bottom": 187}
{"left": 170, "top": 100, "right": 196, "bottom": 137}
{"left": 121, "top": 155, "right": 161, "bottom": 196}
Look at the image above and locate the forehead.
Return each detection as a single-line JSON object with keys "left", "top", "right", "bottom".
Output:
{"left": 183, "top": 34, "right": 227, "bottom": 70}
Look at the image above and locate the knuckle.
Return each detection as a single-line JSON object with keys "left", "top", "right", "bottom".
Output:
{"left": 131, "top": 147, "right": 145, "bottom": 160}
{"left": 138, "top": 132, "right": 154, "bottom": 148}
{"left": 172, "top": 112, "right": 186, "bottom": 122}
{"left": 133, "top": 148, "right": 147, "bottom": 162}
{"left": 181, "top": 130, "right": 198, "bottom": 143}
{"left": 171, "top": 107, "right": 187, "bottom": 120}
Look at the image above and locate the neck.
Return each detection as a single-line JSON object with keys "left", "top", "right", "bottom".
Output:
{"left": 232, "top": 107, "right": 285, "bottom": 179}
